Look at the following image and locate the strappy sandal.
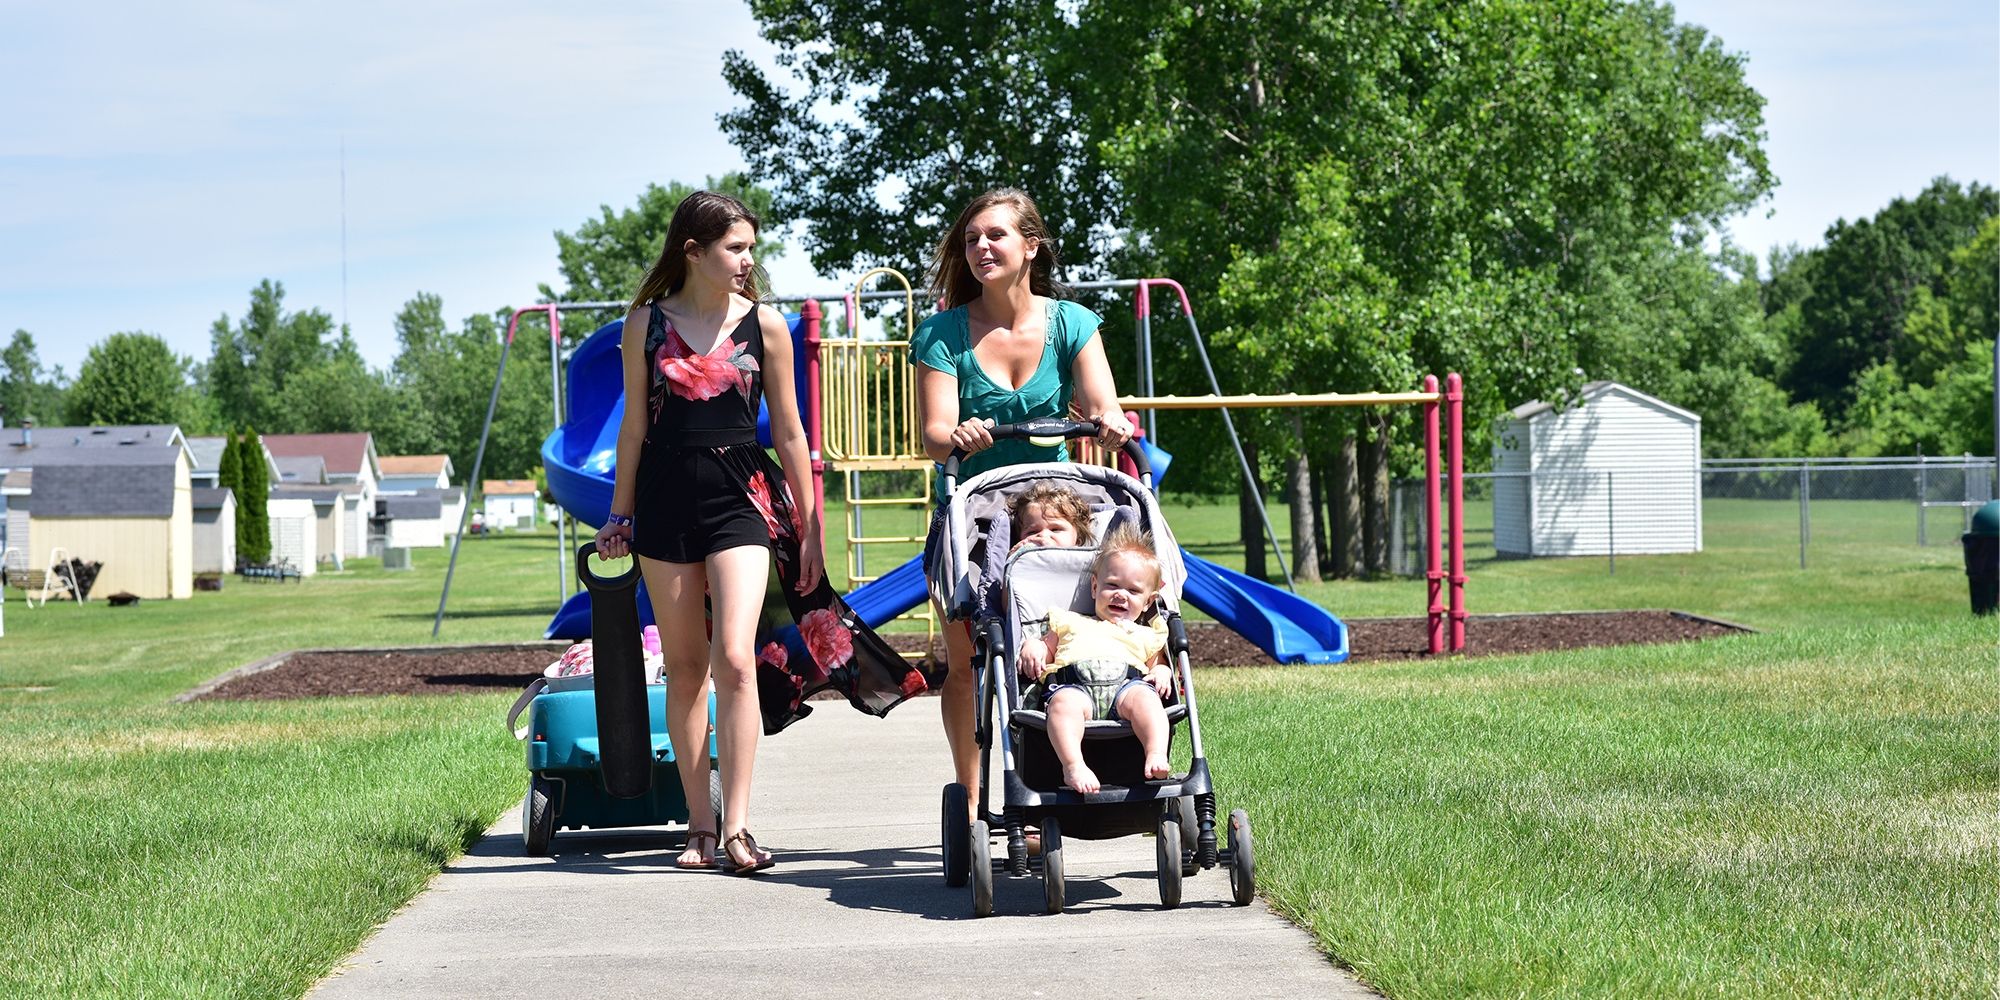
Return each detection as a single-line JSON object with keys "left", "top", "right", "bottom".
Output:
{"left": 722, "top": 830, "right": 776, "bottom": 875}
{"left": 676, "top": 830, "right": 719, "bottom": 870}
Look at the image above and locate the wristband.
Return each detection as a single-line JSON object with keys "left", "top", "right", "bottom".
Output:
{"left": 605, "top": 513, "right": 633, "bottom": 528}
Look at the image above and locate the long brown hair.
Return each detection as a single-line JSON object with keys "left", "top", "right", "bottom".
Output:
{"left": 926, "top": 188, "right": 1068, "bottom": 310}
{"left": 628, "top": 190, "right": 767, "bottom": 311}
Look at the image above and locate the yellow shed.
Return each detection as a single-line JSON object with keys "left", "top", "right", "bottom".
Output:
{"left": 27, "top": 446, "right": 193, "bottom": 600}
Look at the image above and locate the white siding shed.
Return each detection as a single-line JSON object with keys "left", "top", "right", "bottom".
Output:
{"left": 1492, "top": 381, "right": 1702, "bottom": 558}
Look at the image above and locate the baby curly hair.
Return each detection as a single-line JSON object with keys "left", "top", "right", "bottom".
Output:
{"left": 1008, "top": 481, "right": 1096, "bottom": 545}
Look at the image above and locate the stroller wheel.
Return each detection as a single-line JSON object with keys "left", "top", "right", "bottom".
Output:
{"left": 1156, "top": 811, "right": 1183, "bottom": 909}
{"left": 522, "top": 776, "right": 555, "bottom": 856}
{"left": 942, "top": 784, "right": 972, "bottom": 888}
{"left": 1177, "top": 796, "right": 1199, "bottom": 876}
{"left": 970, "top": 819, "right": 994, "bottom": 918}
{"left": 1227, "top": 809, "right": 1256, "bottom": 906}
{"left": 1041, "top": 816, "right": 1065, "bottom": 914}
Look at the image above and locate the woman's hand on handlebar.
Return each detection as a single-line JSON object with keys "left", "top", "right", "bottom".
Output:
{"left": 1092, "top": 411, "right": 1134, "bottom": 451}
{"left": 949, "top": 417, "right": 997, "bottom": 455}
{"left": 594, "top": 520, "right": 633, "bottom": 560}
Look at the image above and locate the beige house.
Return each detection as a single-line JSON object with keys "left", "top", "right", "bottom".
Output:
{"left": 28, "top": 446, "right": 193, "bottom": 599}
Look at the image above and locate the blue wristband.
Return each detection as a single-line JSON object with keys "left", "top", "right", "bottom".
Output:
{"left": 605, "top": 513, "right": 633, "bottom": 528}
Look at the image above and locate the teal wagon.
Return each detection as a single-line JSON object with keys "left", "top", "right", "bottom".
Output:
{"left": 511, "top": 676, "right": 720, "bottom": 854}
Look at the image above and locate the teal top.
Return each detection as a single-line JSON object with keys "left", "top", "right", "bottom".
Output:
{"left": 911, "top": 298, "right": 1102, "bottom": 494}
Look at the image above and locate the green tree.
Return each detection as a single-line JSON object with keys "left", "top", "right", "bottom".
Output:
{"left": 386, "top": 293, "right": 548, "bottom": 481}
{"left": 1782, "top": 177, "right": 1997, "bottom": 416}
{"left": 1, "top": 331, "right": 68, "bottom": 428}
{"left": 542, "top": 176, "right": 784, "bottom": 335}
{"left": 65, "top": 333, "right": 190, "bottom": 426}
{"left": 206, "top": 280, "right": 342, "bottom": 431}
{"left": 216, "top": 428, "right": 242, "bottom": 503}
{"left": 235, "top": 429, "right": 271, "bottom": 564}
{"left": 720, "top": 6, "right": 1101, "bottom": 277}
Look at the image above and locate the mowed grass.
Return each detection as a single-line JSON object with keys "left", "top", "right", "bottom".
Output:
{"left": 4, "top": 495, "right": 1995, "bottom": 998}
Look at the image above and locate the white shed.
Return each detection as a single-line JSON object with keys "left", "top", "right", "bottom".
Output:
{"left": 1492, "top": 381, "right": 1702, "bottom": 558}
{"left": 268, "top": 497, "right": 319, "bottom": 577}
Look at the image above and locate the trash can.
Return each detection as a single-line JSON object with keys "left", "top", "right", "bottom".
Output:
{"left": 1963, "top": 500, "right": 1998, "bottom": 616}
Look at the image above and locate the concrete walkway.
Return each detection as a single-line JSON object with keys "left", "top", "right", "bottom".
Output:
{"left": 312, "top": 698, "right": 1375, "bottom": 999}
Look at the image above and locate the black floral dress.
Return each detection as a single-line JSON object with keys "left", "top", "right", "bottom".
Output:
{"left": 633, "top": 301, "right": 935, "bottom": 734}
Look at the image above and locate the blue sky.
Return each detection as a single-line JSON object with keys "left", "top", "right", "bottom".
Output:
{"left": 3, "top": 1, "right": 1995, "bottom": 377}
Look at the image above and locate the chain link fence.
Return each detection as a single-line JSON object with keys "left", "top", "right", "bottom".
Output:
{"left": 1394, "top": 456, "right": 1997, "bottom": 574}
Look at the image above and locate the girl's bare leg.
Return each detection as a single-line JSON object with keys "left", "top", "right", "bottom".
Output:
{"left": 1044, "top": 689, "right": 1099, "bottom": 793}
{"left": 704, "top": 543, "right": 773, "bottom": 867}
{"left": 642, "top": 556, "right": 717, "bottom": 867}
{"left": 1117, "top": 685, "right": 1173, "bottom": 779}
{"left": 937, "top": 611, "right": 979, "bottom": 804}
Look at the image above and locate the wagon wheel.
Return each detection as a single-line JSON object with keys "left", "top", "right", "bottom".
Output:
{"left": 522, "top": 776, "right": 555, "bottom": 856}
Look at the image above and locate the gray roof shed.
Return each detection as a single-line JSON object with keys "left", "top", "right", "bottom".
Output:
{"left": 29, "top": 447, "right": 184, "bottom": 517}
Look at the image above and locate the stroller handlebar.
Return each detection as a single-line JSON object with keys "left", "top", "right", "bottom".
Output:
{"left": 942, "top": 417, "right": 1152, "bottom": 483}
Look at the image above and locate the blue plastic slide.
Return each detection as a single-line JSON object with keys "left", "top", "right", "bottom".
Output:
{"left": 1176, "top": 550, "right": 1347, "bottom": 663}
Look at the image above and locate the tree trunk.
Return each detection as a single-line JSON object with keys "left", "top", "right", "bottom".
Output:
{"left": 1239, "top": 441, "right": 1266, "bottom": 580}
{"left": 1311, "top": 457, "right": 1332, "bottom": 577}
{"left": 1287, "top": 414, "right": 1319, "bottom": 582}
{"left": 1362, "top": 412, "right": 1391, "bottom": 576}
{"left": 1332, "top": 431, "right": 1362, "bottom": 578}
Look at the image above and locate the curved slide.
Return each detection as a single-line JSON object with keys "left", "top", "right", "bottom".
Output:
{"left": 539, "top": 314, "right": 1347, "bottom": 665}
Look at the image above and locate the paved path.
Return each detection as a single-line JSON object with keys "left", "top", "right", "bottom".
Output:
{"left": 312, "top": 698, "right": 1375, "bottom": 999}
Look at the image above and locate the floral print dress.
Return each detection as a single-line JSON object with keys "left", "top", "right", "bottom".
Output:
{"left": 641, "top": 301, "right": 935, "bottom": 734}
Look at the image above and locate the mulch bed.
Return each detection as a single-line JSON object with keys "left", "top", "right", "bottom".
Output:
{"left": 193, "top": 611, "right": 1751, "bottom": 702}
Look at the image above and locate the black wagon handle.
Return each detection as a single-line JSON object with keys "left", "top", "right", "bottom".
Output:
{"left": 941, "top": 417, "right": 1152, "bottom": 482}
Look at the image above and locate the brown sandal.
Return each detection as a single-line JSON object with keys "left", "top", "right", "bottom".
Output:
{"left": 722, "top": 830, "right": 776, "bottom": 875}
{"left": 676, "top": 830, "right": 719, "bottom": 870}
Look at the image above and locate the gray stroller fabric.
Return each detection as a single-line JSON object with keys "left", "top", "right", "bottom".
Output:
{"left": 927, "top": 462, "right": 1184, "bottom": 622}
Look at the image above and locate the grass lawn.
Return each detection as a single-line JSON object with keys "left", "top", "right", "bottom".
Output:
{"left": 3, "top": 498, "right": 1993, "bottom": 998}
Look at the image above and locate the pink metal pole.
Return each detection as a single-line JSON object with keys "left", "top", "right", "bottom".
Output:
{"left": 1447, "top": 373, "right": 1466, "bottom": 651}
{"left": 801, "top": 298, "right": 826, "bottom": 534}
{"left": 1424, "top": 375, "right": 1443, "bottom": 654}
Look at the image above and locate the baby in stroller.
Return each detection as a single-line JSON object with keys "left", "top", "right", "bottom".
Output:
{"left": 1015, "top": 523, "right": 1174, "bottom": 793}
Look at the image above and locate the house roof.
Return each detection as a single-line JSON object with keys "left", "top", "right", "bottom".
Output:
{"left": 1508, "top": 381, "right": 1700, "bottom": 424}
{"left": 271, "top": 484, "right": 346, "bottom": 504}
{"left": 191, "top": 487, "right": 235, "bottom": 510}
{"left": 25, "top": 446, "right": 184, "bottom": 517}
{"left": 376, "top": 495, "right": 443, "bottom": 520}
{"left": 188, "top": 436, "right": 282, "bottom": 481}
{"left": 1, "top": 469, "right": 27, "bottom": 492}
{"left": 378, "top": 454, "right": 452, "bottom": 477}
{"left": 262, "top": 433, "right": 376, "bottom": 478}
{"left": 3, "top": 424, "right": 192, "bottom": 467}
{"left": 484, "top": 479, "right": 539, "bottom": 495}
{"left": 418, "top": 486, "right": 465, "bottom": 503}
{"left": 274, "top": 454, "right": 327, "bottom": 484}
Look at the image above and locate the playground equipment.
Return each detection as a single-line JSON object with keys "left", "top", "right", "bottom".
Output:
{"left": 438, "top": 278, "right": 1466, "bottom": 658}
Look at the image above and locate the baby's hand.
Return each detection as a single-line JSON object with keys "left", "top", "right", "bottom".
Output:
{"left": 1147, "top": 663, "right": 1173, "bottom": 696}
{"left": 1017, "top": 636, "right": 1049, "bottom": 679}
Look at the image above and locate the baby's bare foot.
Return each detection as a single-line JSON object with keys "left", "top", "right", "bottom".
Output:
{"left": 1063, "top": 762, "right": 1101, "bottom": 794}
{"left": 1144, "top": 754, "right": 1172, "bottom": 780}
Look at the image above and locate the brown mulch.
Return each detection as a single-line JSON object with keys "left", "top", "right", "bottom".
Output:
{"left": 195, "top": 611, "right": 1749, "bottom": 701}
{"left": 200, "top": 649, "right": 558, "bottom": 701}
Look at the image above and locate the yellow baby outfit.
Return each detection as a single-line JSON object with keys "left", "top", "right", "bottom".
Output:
{"left": 1038, "top": 610, "right": 1169, "bottom": 720}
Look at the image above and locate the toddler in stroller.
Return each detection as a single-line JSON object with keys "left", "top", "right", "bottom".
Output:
{"left": 1016, "top": 524, "right": 1175, "bottom": 794}
{"left": 929, "top": 417, "right": 1256, "bottom": 916}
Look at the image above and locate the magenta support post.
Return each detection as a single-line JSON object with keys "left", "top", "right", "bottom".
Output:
{"left": 1424, "top": 375, "right": 1444, "bottom": 654}
{"left": 1447, "top": 373, "right": 1466, "bottom": 651}
{"left": 801, "top": 299, "right": 826, "bottom": 533}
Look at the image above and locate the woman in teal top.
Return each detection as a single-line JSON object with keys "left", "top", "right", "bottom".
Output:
{"left": 912, "top": 187, "right": 1132, "bottom": 806}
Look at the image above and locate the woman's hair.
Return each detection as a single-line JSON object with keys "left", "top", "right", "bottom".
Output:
{"left": 926, "top": 188, "right": 1069, "bottom": 309}
{"left": 628, "top": 190, "right": 767, "bottom": 311}
{"left": 1008, "top": 481, "right": 1096, "bottom": 545}
{"left": 1092, "top": 522, "right": 1162, "bottom": 590}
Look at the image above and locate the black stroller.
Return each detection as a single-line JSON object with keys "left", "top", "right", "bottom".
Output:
{"left": 929, "top": 418, "right": 1255, "bottom": 915}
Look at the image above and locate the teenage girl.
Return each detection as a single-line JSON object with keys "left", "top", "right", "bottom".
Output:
{"left": 595, "top": 191, "right": 924, "bottom": 875}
